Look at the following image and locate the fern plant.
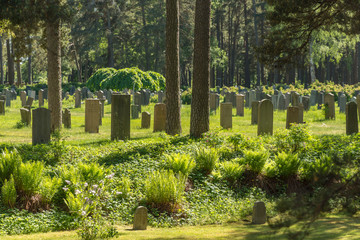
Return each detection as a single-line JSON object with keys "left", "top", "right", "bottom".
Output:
{"left": 242, "top": 149, "right": 269, "bottom": 174}
{"left": 163, "top": 153, "right": 195, "bottom": 176}
{"left": 194, "top": 147, "right": 218, "bottom": 175}
{"left": 0, "top": 149, "right": 22, "bottom": 186}
{"left": 1, "top": 175, "right": 17, "bottom": 208}
{"left": 15, "top": 161, "right": 44, "bottom": 198}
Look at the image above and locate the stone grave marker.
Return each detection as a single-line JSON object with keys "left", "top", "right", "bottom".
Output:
{"left": 252, "top": 201, "right": 266, "bottom": 224}
{"left": 286, "top": 106, "right": 299, "bottom": 129}
{"left": 245, "top": 92, "right": 250, "bottom": 108}
{"left": 302, "top": 96, "right": 310, "bottom": 111}
{"left": 284, "top": 92, "right": 291, "bottom": 108}
{"left": 291, "top": 92, "right": 300, "bottom": 107}
{"left": 324, "top": 93, "right": 335, "bottom": 120}
{"left": 141, "top": 112, "right": 151, "bottom": 129}
{"left": 257, "top": 99, "right": 273, "bottom": 136}
{"left": 339, "top": 94, "right": 347, "bottom": 113}
{"left": 85, "top": 99, "right": 101, "bottom": 133}
{"left": 38, "top": 89, "right": 44, "bottom": 107}
{"left": 5, "top": 90, "right": 11, "bottom": 107}
{"left": 153, "top": 103, "right": 166, "bottom": 132}
{"left": 26, "top": 97, "right": 34, "bottom": 108}
{"left": 248, "top": 90, "right": 256, "bottom": 109}
{"left": 346, "top": 102, "right": 358, "bottom": 135}
{"left": 271, "top": 95, "right": 278, "bottom": 110}
{"left": 0, "top": 100, "right": 5, "bottom": 115}
{"left": 131, "top": 105, "right": 139, "bottom": 119}
{"left": 32, "top": 108, "right": 51, "bottom": 145}
{"left": 236, "top": 94, "right": 245, "bottom": 116}
{"left": 251, "top": 101, "right": 259, "bottom": 125}
{"left": 220, "top": 102, "right": 232, "bottom": 129}
{"left": 20, "top": 91, "right": 26, "bottom": 107}
{"left": 63, "top": 108, "right": 71, "bottom": 128}
{"left": 20, "top": 108, "right": 31, "bottom": 125}
{"left": 133, "top": 206, "right": 148, "bottom": 230}
{"left": 75, "top": 89, "right": 82, "bottom": 108}
{"left": 111, "top": 94, "right": 130, "bottom": 140}
{"left": 298, "top": 103, "right": 304, "bottom": 123}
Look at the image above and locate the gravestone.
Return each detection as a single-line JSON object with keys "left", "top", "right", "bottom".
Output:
{"left": 43, "top": 88, "right": 48, "bottom": 100}
{"left": 32, "top": 108, "right": 51, "bottom": 145}
{"left": 131, "top": 105, "right": 139, "bottom": 119}
{"left": 252, "top": 201, "right": 266, "bottom": 224}
{"left": 263, "top": 94, "right": 271, "bottom": 101}
{"left": 346, "top": 102, "right": 358, "bottom": 135}
{"left": 302, "top": 96, "right": 310, "bottom": 111}
{"left": 339, "top": 94, "right": 347, "bottom": 113}
{"left": 111, "top": 94, "right": 131, "bottom": 140}
{"left": 81, "top": 87, "right": 88, "bottom": 100}
{"left": 245, "top": 92, "right": 250, "bottom": 108}
{"left": 257, "top": 99, "right": 273, "bottom": 136}
{"left": 100, "top": 99, "right": 106, "bottom": 118}
{"left": 236, "top": 94, "right": 245, "bottom": 116}
{"left": 0, "top": 100, "right": 4, "bottom": 115}
{"left": 317, "top": 92, "right": 324, "bottom": 105}
{"left": 97, "top": 90, "right": 105, "bottom": 100}
{"left": 20, "top": 108, "right": 31, "bottom": 125}
{"left": 284, "top": 93, "right": 291, "bottom": 108}
{"left": 141, "top": 112, "right": 151, "bottom": 129}
{"left": 5, "top": 90, "right": 11, "bottom": 107}
{"left": 357, "top": 94, "right": 360, "bottom": 121}
{"left": 63, "top": 108, "right": 71, "bottom": 128}
{"left": 158, "top": 91, "right": 165, "bottom": 103}
{"left": 26, "top": 97, "right": 34, "bottom": 108}
{"left": 248, "top": 90, "right": 256, "bottom": 109}
{"left": 20, "top": 91, "right": 26, "bottom": 107}
{"left": 271, "top": 95, "right": 278, "bottom": 110}
{"left": 291, "top": 92, "right": 300, "bottom": 107}
{"left": 324, "top": 93, "right": 335, "bottom": 120}
{"left": 255, "top": 89, "right": 262, "bottom": 101}
{"left": 106, "top": 90, "right": 113, "bottom": 104}
{"left": 210, "top": 93, "right": 220, "bottom": 111}
{"left": 220, "top": 102, "right": 232, "bottom": 129}
{"left": 251, "top": 101, "right": 259, "bottom": 125}
{"left": 298, "top": 103, "right": 304, "bottom": 123}
{"left": 75, "top": 89, "right": 82, "bottom": 108}
{"left": 85, "top": 99, "right": 101, "bottom": 133}
{"left": 286, "top": 106, "right": 299, "bottom": 129}
{"left": 134, "top": 92, "right": 142, "bottom": 112}
{"left": 38, "top": 89, "right": 44, "bottom": 107}
{"left": 133, "top": 206, "right": 148, "bottom": 230}
{"left": 153, "top": 103, "right": 166, "bottom": 132}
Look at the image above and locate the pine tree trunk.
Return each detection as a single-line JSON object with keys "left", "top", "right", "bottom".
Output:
{"left": 16, "top": 61, "right": 21, "bottom": 85}
{"left": 28, "top": 42, "right": 32, "bottom": 84}
{"left": 6, "top": 39, "right": 15, "bottom": 85}
{"left": 244, "top": 0, "right": 251, "bottom": 88}
{"left": 106, "top": 8, "right": 114, "bottom": 68}
{"left": 141, "top": 1, "right": 150, "bottom": 71}
{"left": 252, "top": 0, "right": 261, "bottom": 87}
{"left": 190, "top": 0, "right": 211, "bottom": 138}
{"left": 0, "top": 35, "right": 3, "bottom": 85}
{"left": 47, "top": 15, "right": 62, "bottom": 132}
{"left": 165, "top": 0, "right": 182, "bottom": 135}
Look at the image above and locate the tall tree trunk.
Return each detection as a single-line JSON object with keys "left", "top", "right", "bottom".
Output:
{"left": 244, "top": 0, "right": 251, "bottom": 88}
{"left": 252, "top": 0, "right": 261, "bottom": 86}
{"left": 166, "top": 0, "right": 182, "bottom": 135}
{"left": 47, "top": 11, "right": 62, "bottom": 132}
{"left": 141, "top": 1, "right": 150, "bottom": 71}
{"left": 16, "top": 61, "right": 21, "bottom": 85}
{"left": 190, "top": 0, "right": 211, "bottom": 138}
{"left": 309, "top": 39, "right": 316, "bottom": 84}
{"left": 0, "top": 35, "right": 3, "bottom": 85}
{"left": 6, "top": 39, "right": 15, "bottom": 85}
{"left": 28, "top": 41, "right": 32, "bottom": 84}
{"left": 353, "top": 45, "right": 358, "bottom": 84}
{"left": 106, "top": 8, "right": 114, "bottom": 68}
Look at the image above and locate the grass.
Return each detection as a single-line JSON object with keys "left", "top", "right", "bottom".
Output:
{"left": 0, "top": 96, "right": 348, "bottom": 145}
{"left": 1, "top": 214, "right": 360, "bottom": 240}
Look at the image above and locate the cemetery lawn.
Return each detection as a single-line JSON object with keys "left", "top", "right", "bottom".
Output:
{"left": 0, "top": 97, "right": 346, "bottom": 144}
{"left": 2, "top": 214, "right": 360, "bottom": 240}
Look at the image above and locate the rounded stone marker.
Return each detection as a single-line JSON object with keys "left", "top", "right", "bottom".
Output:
{"left": 133, "top": 206, "right": 148, "bottom": 230}
{"left": 252, "top": 201, "right": 266, "bottom": 224}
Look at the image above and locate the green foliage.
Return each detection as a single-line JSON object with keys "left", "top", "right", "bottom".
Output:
{"left": 163, "top": 153, "right": 195, "bottom": 177}
{"left": 194, "top": 147, "right": 219, "bottom": 175}
{"left": 220, "top": 160, "right": 244, "bottom": 185}
{"left": 0, "top": 149, "right": 21, "bottom": 186}
{"left": 242, "top": 149, "right": 269, "bottom": 174}
{"left": 181, "top": 88, "right": 192, "bottom": 105}
{"left": 266, "top": 152, "right": 301, "bottom": 179}
{"left": 201, "top": 131, "right": 225, "bottom": 147}
{"left": 39, "top": 176, "right": 61, "bottom": 205}
{"left": 301, "top": 154, "right": 334, "bottom": 183}
{"left": 144, "top": 170, "right": 186, "bottom": 211}
{"left": 15, "top": 161, "right": 44, "bottom": 197}
{"left": 147, "top": 71, "right": 166, "bottom": 91}
{"left": 86, "top": 68, "right": 117, "bottom": 91}
{"left": 1, "top": 175, "right": 17, "bottom": 208}
{"left": 274, "top": 124, "right": 312, "bottom": 153}
{"left": 77, "top": 162, "right": 107, "bottom": 184}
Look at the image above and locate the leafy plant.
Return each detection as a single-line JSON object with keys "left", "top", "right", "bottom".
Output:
{"left": 194, "top": 147, "right": 219, "bottom": 175}
{"left": 301, "top": 154, "right": 334, "bottom": 183}
{"left": 86, "top": 68, "right": 117, "bottom": 91}
{"left": 242, "top": 149, "right": 269, "bottom": 174}
{"left": 1, "top": 175, "right": 17, "bottom": 208}
{"left": 39, "top": 176, "right": 61, "bottom": 205}
{"left": 220, "top": 160, "right": 244, "bottom": 185}
{"left": 144, "top": 170, "right": 186, "bottom": 212}
{"left": 15, "top": 161, "right": 44, "bottom": 198}
{"left": 0, "top": 149, "right": 21, "bottom": 186}
{"left": 266, "top": 152, "right": 301, "bottom": 179}
{"left": 163, "top": 153, "right": 195, "bottom": 176}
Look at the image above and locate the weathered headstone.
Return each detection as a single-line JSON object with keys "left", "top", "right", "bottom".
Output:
{"left": 251, "top": 101, "right": 259, "bottom": 125}
{"left": 0, "top": 100, "right": 5, "bottom": 115}
{"left": 210, "top": 93, "right": 220, "bottom": 111}
{"left": 291, "top": 92, "right": 300, "bottom": 107}
{"left": 131, "top": 105, "right": 139, "bottom": 119}
{"left": 38, "top": 89, "right": 44, "bottom": 107}
{"left": 248, "top": 90, "right": 256, "bottom": 109}
{"left": 97, "top": 90, "right": 105, "bottom": 100}
{"left": 324, "top": 93, "right": 335, "bottom": 120}
{"left": 286, "top": 106, "right": 299, "bottom": 129}
{"left": 75, "top": 89, "right": 81, "bottom": 108}
{"left": 20, "top": 91, "right": 27, "bottom": 107}
{"left": 32, "top": 108, "right": 51, "bottom": 145}
{"left": 339, "top": 94, "right": 347, "bottom": 113}
{"left": 302, "top": 96, "right": 310, "bottom": 111}
{"left": 277, "top": 93, "right": 286, "bottom": 110}
{"left": 158, "top": 91, "right": 165, "bottom": 103}
{"left": 298, "top": 103, "right": 304, "bottom": 123}
{"left": 346, "top": 102, "right": 358, "bottom": 135}
{"left": 220, "top": 102, "right": 232, "bottom": 129}
{"left": 43, "top": 88, "right": 48, "bottom": 100}
{"left": 245, "top": 92, "right": 250, "bottom": 108}
{"left": 141, "top": 112, "right": 151, "bottom": 129}
{"left": 100, "top": 99, "right": 105, "bottom": 118}
{"left": 257, "top": 99, "right": 273, "bottom": 136}
{"left": 26, "top": 97, "right": 34, "bottom": 108}
{"left": 20, "top": 108, "right": 31, "bottom": 125}
{"left": 236, "top": 94, "right": 245, "bottom": 116}
{"left": 133, "top": 206, "right": 148, "bottom": 230}
{"left": 284, "top": 93, "right": 291, "bottom": 108}
{"left": 252, "top": 201, "right": 266, "bottom": 224}
{"left": 85, "top": 99, "right": 101, "bottom": 133}
{"left": 153, "top": 103, "right": 166, "bottom": 132}
{"left": 5, "top": 90, "right": 11, "bottom": 107}
{"left": 63, "top": 108, "right": 71, "bottom": 128}
{"left": 111, "top": 94, "right": 131, "bottom": 140}
{"left": 271, "top": 95, "right": 278, "bottom": 110}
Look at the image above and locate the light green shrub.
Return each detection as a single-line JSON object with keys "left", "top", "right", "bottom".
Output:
{"left": 194, "top": 147, "right": 219, "bottom": 175}
{"left": 163, "top": 153, "right": 195, "bottom": 176}
{"left": 301, "top": 154, "right": 334, "bottom": 182}
{"left": 266, "top": 152, "right": 300, "bottom": 179}
{"left": 86, "top": 68, "right": 117, "bottom": 91}
{"left": 242, "top": 149, "right": 269, "bottom": 174}
{"left": 39, "top": 176, "right": 61, "bottom": 205}
{"left": 220, "top": 160, "right": 244, "bottom": 185}
{"left": 15, "top": 161, "right": 44, "bottom": 197}
{"left": 0, "top": 149, "right": 21, "bottom": 185}
{"left": 1, "top": 175, "right": 17, "bottom": 208}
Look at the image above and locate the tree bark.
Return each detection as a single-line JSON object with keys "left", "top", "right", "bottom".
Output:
{"left": 252, "top": 0, "right": 261, "bottom": 87}
{"left": 0, "top": 35, "right": 3, "bottom": 85}
{"left": 6, "top": 39, "right": 15, "bottom": 85}
{"left": 106, "top": 7, "right": 114, "bottom": 68}
{"left": 141, "top": 0, "right": 150, "bottom": 71}
{"left": 190, "top": 0, "right": 211, "bottom": 138}
{"left": 16, "top": 61, "right": 21, "bottom": 85}
{"left": 165, "top": 0, "right": 182, "bottom": 135}
{"left": 28, "top": 41, "right": 32, "bottom": 84}
{"left": 47, "top": 13, "right": 62, "bottom": 132}
{"left": 244, "top": 0, "right": 251, "bottom": 88}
